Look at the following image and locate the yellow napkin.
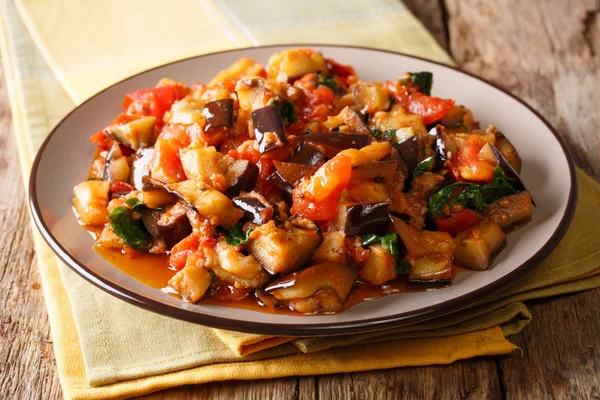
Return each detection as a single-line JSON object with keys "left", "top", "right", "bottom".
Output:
{"left": 2, "top": 0, "right": 599, "bottom": 398}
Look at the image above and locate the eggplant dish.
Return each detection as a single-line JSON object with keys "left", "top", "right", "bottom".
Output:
{"left": 74, "top": 48, "right": 534, "bottom": 315}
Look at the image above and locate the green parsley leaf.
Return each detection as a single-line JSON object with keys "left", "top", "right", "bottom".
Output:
{"left": 371, "top": 128, "right": 384, "bottom": 140}
{"left": 316, "top": 74, "right": 336, "bottom": 91}
{"left": 361, "top": 233, "right": 410, "bottom": 275}
{"left": 272, "top": 98, "right": 297, "bottom": 124}
{"left": 482, "top": 166, "right": 517, "bottom": 203}
{"left": 428, "top": 182, "right": 473, "bottom": 217}
{"left": 361, "top": 234, "right": 381, "bottom": 247}
{"left": 401, "top": 72, "right": 433, "bottom": 95}
{"left": 412, "top": 156, "right": 435, "bottom": 178}
{"left": 370, "top": 128, "right": 398, "bottom": 143}
{"left": 428, "top": 167, "right": 517, "bottom": 216}
{"left": 107, "top": 206, "right": 152, "bottom": 250}
{"left": 452, "top": 184, "right": 485, "bottom": 211}
{"left": 219, "top": 224, "right": 254, "bottom": 247}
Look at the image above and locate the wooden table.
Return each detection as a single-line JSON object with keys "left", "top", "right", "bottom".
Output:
{"left": 2, "top": 0, "right": 599, "bottom": 398}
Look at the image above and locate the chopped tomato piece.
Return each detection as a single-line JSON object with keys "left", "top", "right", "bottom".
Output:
{"left": 150, "top": 139, "right": 187, "bottom": 183}
{"left": 291, "top": 154, "right": 352, "bottom": 220}
{"left": 327, "top": 58, "right": 355, "bottom": 77}
{"left": 109, "top": 181, "right": 135, "bottom": 195}
{"left": 406, "top": 92, "right": 455, "bottom": 125}
{"left": 122, "top": 84, "right": 189, "bottom": 121}
{"left": 169, "top": 234, "right": 200, "bottom": 271}
{"left": 453, "top": 134, "right": 495, "bottom": 182}
{"left": 436, "top": 209, "right": 479, "bottom": 236}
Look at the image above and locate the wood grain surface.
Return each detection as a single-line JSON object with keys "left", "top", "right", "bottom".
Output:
{"left": 1, "top": 0, "right": 599, "bottom": 398}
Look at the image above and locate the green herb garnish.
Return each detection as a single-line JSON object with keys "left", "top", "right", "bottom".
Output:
{"left": 401, "top": 71, "right": 433, "bottom": 95}
{"left": 361, "top": 233, "right": 410, "bottom": 275}
{"left": 219, "top": 224, "right": 254, "bottom": 247}
{"left": 316, "top": 74, "right": 336, "bottom": 91}
{"left": 371, "top": 128, "right": 398, "bottom": 143}
{"left": 272, "top": 98, "right": 297, "bottom": 124}
{"left": 412, "top": 156, "right": 435, "bottom": 178}
{"left": 107, "top": 206, "right": 152, "bottom": 250}
{"left": 428, "top": 166, "right": 518, "bottom": 216}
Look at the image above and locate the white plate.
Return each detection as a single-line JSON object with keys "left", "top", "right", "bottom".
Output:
{"left": 29, "top": 45, "right": 577, "bottom": 336}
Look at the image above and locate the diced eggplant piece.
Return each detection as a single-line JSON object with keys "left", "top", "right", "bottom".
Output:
{"left": 332, "top": 202, "right": 390, "bottom": 237}
{"left": 408, "top": 254, "right": 452, "bottom": 288}
{"left": 209, "top": 58, "right": 265, "bottom": 86}
{"left": 389, "top": 216, "right": 426, "bottom": 258}
{"left": 312, "top": 231, "right": 346, "bottom": 263}
{"left": 494, "top": 136, "right": 522, "bottom": 173}
{"left": 225, "top": 159, "right": 259, "bottom": 197}
{"left": 157, "top": 203, "right": 193, "bottom": 249}
{"left": 168, "top": 261, "right": 213, "bottom": 303}
{"left": 324, "top": 106, "right": 372, "bottom": 135}
{"left": 141, "top": 189, "right": 176, "bottom": 209}
{"left": 73, "top": 180, "right": 110, "bottom": 226}
{"left": 353, "top": 84, "right": 391, "bottom": 114}
{"left": 454, "top": 221, "right": 506, "bottom": 270}
{"left": 104, "top": 116, "right": 156, "bottom": 150}
{"left": 169, "top": 180, "right": 243, "bottom": 229}
{"left": 359, "top": 243, "right": 397, "bottom": 285}
{"left": 266, "top": 160, "right": 317, "bottom": 194}
{"left": 267, "top": 49, "right": 329, "bottom": 82}
{"left": 213, "top": 238, "right": 271, "bottom": 288}
{"left": 301, "top": 132, "right": 371, "bottom": 151}
{"left": 289, "top": 142, "right": 325, "bottom": 166}
{"left": 489, "top": 143, "right": 534, "bottom": 205}
{"left": 485, "top": 191, "right": 533, "bottom": 230}
{"left": 265, "top": 262, "right": 357, "bottom": 304}
{"left": 232, "top": 192, "right": 276, "bottom": 225}
{"left": 130, "top": 148, "right": 154, "bottom": 190}
{"left": 440, "top": 106, "right": 467, "bottom": 127}
{"left": 103, "top": 142, "right": 131, "bottom": 182}
{"left": 247, "top": 219, "right": 322, "bottom": 275}
{"left": 180, "top": 147, "right": 223, "bottom": 184}
{"left": 410, "top": 172, "right": 446, "bottom": 197}
{"left": 348, "top": 182, "right": 390, "bottom": 203}
{"left": 251, "top": 105, "right": 288, "bottom": 153}
{"left": 143, "top": 177, "right": 243, "bottom": 229}
{"left": 394, "top": 136, "right": 419, "bottom": 171}
{"left": 419, "top": 230, "right": 456, "bottom": 257}
{"left": 349, "top": 159, "right": 397, "bottom": 185}
{"left": 235, "top": 77, "right": 277, "bottom": 111}
{"left": 432, "top": 125, "right": 458, "bottom": 169}
{"left": 203, "top": 98, "right": 234, "bottom": 131}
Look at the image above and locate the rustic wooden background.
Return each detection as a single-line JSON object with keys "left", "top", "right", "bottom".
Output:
{"left": 1, "top": 0, "right": 599, "bottom": 398}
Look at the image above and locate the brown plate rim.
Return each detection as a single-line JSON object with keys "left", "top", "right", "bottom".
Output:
{"left": 28, "top": 44, "right": 578, "bottom": 336}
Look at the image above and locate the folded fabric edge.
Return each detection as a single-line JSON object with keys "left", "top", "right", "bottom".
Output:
{"left": 65, "top": 327, "right": 516, "bottom": 400}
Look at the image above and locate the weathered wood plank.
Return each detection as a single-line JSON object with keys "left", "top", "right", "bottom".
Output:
{"left": 498, "top": 288, "right": 600, "bottom": 399}
{"left": 0, "top": 65, "right": 62, "bottom": 399}
{"left": 444, "top": 0, "right": 600, "bottom": 179}
{"left": 316, "top": 359, "right": 501, "bottom": 400}
{"left": 138, "top": 378, "right": 300, "bottom": 400}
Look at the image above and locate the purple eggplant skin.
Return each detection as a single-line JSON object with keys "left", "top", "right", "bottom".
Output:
{"left": 289, "top": 142, "right": 326, "bottom": 166}
{"left": 489, "top": 143, "right": 536, "bottom": 206}
{"left": 394, "top": 136, "right": 419, "bottom": 171}
{"left": 432, "top": 126, "right": 447, "bottom": 171}
{"left": 232, "top": 192, "right": 276, "bottom": 225}
{"left": 265, "top": 171, "right": 293, "bottom": 195}
{"left": 251, "top": 105, "right": 288, "bottom": 153}
{"left": 300, "top": 132, "right": 371, "bottom": 150}
{"left": 142, "top": 206, "right": 193, "bottom": 249}
{"left": 203, "top": 99, "right": 234, "bottom": 131}
{"left": 225, "top": 159, "right": 259, "bottom": 198}
{"left": 334, "top": 202, "right": 391, "bottom": 237}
